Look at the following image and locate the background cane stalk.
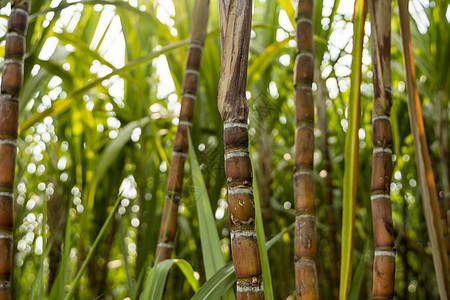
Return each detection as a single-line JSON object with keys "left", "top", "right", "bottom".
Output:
{"left": 293, "top": 0, "right": 318, "bottom": 298}
{"left": 155, "top": 0, "right": 210, "bottom": 262}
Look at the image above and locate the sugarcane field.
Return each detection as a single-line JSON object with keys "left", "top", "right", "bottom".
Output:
{"left": 0, "top": 0, "right": 449, "bottom": 299}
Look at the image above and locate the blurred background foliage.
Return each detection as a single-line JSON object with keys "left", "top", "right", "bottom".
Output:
{"left": 0, "top": 0, "right": 448, "bottom": 298}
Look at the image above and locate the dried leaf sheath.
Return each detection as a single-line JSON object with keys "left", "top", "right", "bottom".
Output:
{"left": 398, "top": 0, "right": 450, "bottom": 297}
{"left": 293, "top": 0, "right": 318, "bottom": 299}
{"left": 368, "top": 1, "right": 395, "bottom": 298}
{"left": 0, "top": 0, "right": 29, "bottom": 298}
{"left": 156, "top": 0, "right": 210, "bottom": 262}
{"left": 218, "top": 1, "right": 264, "bottom": 299}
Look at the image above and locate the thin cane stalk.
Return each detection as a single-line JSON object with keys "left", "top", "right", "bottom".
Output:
{"left": 155, "top": 0, "right": 210, "bottom": 262}
{"left": 293, "top": 0, "right": 318, "bottom": 298}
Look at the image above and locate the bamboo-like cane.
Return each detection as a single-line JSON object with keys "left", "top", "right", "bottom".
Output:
{"left": 0, "top": 1, "right": 29, "bottom": 299}
{"left": 367, "top": 1, "right": 396, "bottom": 298}
{"left": 398, "top": 0, "right": 450, "bottom": 297}
{"left": 155, "top": 0, "right": 210, "bottom": 262}
{"left": 293, "top": 0, "right": 318, "bottom": 298}
{"left": 218, "top": 1, "right": 264, "bottom": 299}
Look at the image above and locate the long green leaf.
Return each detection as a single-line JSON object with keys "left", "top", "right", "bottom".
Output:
{"left": 339, "top": 0, "right": 367, "bottom": 298}
{"left": 140, "top": 259, "right": 199, "bottom": 300}
{"left": 188, "top": 132, "right": 226, "bottom": 279}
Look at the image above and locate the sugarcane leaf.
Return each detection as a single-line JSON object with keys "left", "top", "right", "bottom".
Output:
{"left": 19, "top": 39, "right": 189, "bottom": 134}
{"left": 252, "top": 165, "right": 274, "bottom": 300}
{"left": 96, "top": 117, "right": 150, "bottom": 181}
{"left": 339, "top": 0, "right": 367, "bottom": 299}
{"left": 188, "top": 131, "right": 226, "bottom": 278}
{"left": 276, "top": 0, "right": 295, "bottom": 28}
{"left": 140, "top": 259, "right": 199, "bottom": 300}
{"left": 247, "top": 36, "right": 292, "bottom": 88}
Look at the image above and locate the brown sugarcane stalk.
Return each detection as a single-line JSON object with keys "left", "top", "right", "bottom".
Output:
{"left": 293, "top": 0, "right": 318, "bottom": 298}
{"left": 398, "top": 0, "right": 450, "bottom": 298}
{"left": 155, "top": 0, "right": 210, "bottom": 262}
{"left": 368, "top": 1, "right": 396, "bottom": 298}
{"left": 218, "top": 1, "right": 264, "bottom": 299}
{"left": 0, "top": 1, "right": 29, "bottom": 298}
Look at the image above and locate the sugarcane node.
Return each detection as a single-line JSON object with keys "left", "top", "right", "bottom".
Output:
{"left": 186, "top": 47, "right": 202, "bottom": 70}
{"left": 373, "top": 256, "right": 395, "bottom": 298}
{"left": 0, "top": 283, "right": 11, "bottom": 300}
{"left": 0, "top": 145, "right": 17, "bottom": 187}
{"left": 295, "top": 258, "right": 318, "bottom": 298}
{"left": 182, "top": 72, "right": 199, "bottom": 94}
{"left": 231, "top": 236, "right": 262, "bottom": 278}
{"left": 12, "top": 0, "right": 30, "bottom": 11}
{"left": 224, "top": 127, "right": 248, "bottom": 149}
{"left": 294, "top": 53, "right": 314, "bottom": 84}
{"left": 225, "top": 154, "right": 252, "bottom": 184}
{"left": 173, "top": 126, "right": 190, "bottom": 151}
{"left": 0, "top": 236, "right": 12, "bottom": 277}
{"left": 371, "top": 155, "right": 392, "bottom": 191}
{"left": 5, "top": 34, "right": 25, "bottom": 60}
{"left": 229, "top": 194, "right": 256, "bottom": 223}
{"left": 296, "top": 0, "right": 314, "bottom": 17}
{"left": 179, "top": 95, "right": 195, "bottom": 120}
{"left": 372, "top": 119, "right": 392, "bottom": 145}
{"left": 8, "top": 9, "right": 28, "bottom": 35}
{"left": 1, "top": 61, "right": 23, "bottom": 96}
{"left": 0, "top": 100, "right": 19, "bottom": 137}
{"left": 0, "top": 196, "right": 13, "bottom": 229}
{"left": 296, "top": 20, "right": 314, "bottom": 52}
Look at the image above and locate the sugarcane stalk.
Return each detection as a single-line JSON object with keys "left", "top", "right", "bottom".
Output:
{"left": 367, "top": 1, "right": 396, "bottom": 298}
{"left": 218, "top": 1, "right": 264, "bottom": 299}
{"left": 0, "top": 1, "right": 29, "bottom": 299}
{"left": 155, "top": 0, "right": 210, "bottom": 262}
{"left": 398, "top": 0, "right": 450, "bottom": 297}
{"left": 293, "top": 0, "right": 318, "bottom": 299}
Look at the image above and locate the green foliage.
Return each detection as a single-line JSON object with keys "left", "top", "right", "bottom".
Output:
{"left": 3, "top": 0, "right": 447, "bottom": 299}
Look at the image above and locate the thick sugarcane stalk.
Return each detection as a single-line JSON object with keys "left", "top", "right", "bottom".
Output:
{"left": 293, "top": 0, "right": 318, "bottom": 299}
{"left": 398, "top": 0, "right": 450, "bottom": 297}
{"left": 368, "top": 1, "right": 395, "bottom": 298}
{"left": 0, "top": 1, "right": 29, "bottom": 298}
{"left": 218, "top": 1, "right": 264, "bottom": 299}
{"left": 155, "top": 0, "right": 210, "bottom": 262}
